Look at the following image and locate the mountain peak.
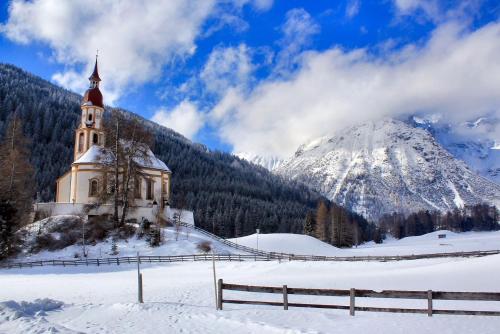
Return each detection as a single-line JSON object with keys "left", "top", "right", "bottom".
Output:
{"left": 276, "top": 118, "right": 500, "bottom": 221}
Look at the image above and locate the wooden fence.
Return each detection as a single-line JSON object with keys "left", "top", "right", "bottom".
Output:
{"left": 217, "top": 280, "right": 500, "bottom": 316}
{"left": 2, "top": 221, "right": 500, "bottom": 270}
{"left": 2, "top": 249, "right": 500, "bottom": 270}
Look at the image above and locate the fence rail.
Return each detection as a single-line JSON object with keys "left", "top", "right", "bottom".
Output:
{"left": 2, "top": 249, "right": 500, "bottom": 270}
{"left": 218, "top": 280, "right": 500, "bottom": 317}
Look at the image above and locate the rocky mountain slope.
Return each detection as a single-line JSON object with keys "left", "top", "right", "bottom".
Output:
{"left": 236, "top": 152, "right": 283, "bottom": 171}
{"left": 410, "top": 115, "right": 500, "bottom": 184}
{"left": 275, "top": 119, "right": 500, "bottom": 221}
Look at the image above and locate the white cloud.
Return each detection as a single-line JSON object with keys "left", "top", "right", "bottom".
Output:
{"left": 275, "top": 8, "right": 320, "bottom": 75}
{"left": 210, "top": 21, "right": 500, "bottom": 158}
{"left": 392, "top": 0, "right": 484, "bottom": 23}
{"left": 346, "top": 0, "right": 361, "bottom": 19}
{"left": 0, "top": 0, "right": 271, "bottom": 105}
{"left": 152, "top": 100, "right": 205, "bottom": 140}
{"left": 200, "top": 44, "right": 253, "bottom": 95}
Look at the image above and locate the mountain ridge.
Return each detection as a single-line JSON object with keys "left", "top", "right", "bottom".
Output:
{"left": 275, "top": 118, "right": 500, "bottom": 221}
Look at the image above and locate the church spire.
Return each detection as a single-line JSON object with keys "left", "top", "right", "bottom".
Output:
{"left": 89, "top": 54, "right": 101, "bottom": 85}
{"left": 82, "top": 52, "right": 104, "bottom": 108}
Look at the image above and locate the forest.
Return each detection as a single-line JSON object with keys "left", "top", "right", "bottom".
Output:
{"left": 0, "top": 63, "right": 338, "bottom": 238}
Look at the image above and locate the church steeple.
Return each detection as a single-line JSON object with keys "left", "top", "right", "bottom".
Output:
{"left": 82, "top": 55, "right": 104, "bottom": 108}
{"left": 75, "top": 54, "right": 105, "bottom": 161}
{"left": 89, "top": 56, "right": 101, "bottom": 88}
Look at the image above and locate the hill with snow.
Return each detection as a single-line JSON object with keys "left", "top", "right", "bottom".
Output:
{"left": 15, "top": 215, "right": 250, "bottom": 262}
{"left": 275, "top": 119, "right": 500, "bottom": 221}
{"left": 232, "top": 230, "right": 500, "bottom": 257}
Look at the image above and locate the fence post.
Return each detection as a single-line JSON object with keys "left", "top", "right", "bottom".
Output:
{"left": 283, "top": 285, "right": 288, "bottom": 310}
{"left": 427, "top": 290, "right": 433, "bottom": 317}
{"left": 137, "top": 252, "right": 143, "bottom": 303}
{"left": 217, "top": 279, "right": 223, "bottom": 310}
{"left": 350, "top": 288, "right": 355, "bottom": 316}
{"left": 138, "top": 273, "right": 144, "bottom": 303}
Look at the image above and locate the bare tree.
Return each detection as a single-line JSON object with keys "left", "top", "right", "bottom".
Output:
{"left": 0, "top": 115, "right": 35, "bottom": 258}
{"left": 97, "top": 110, "right": 153, "bottom": 227}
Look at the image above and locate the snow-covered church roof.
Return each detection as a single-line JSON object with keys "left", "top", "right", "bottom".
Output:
{"left": 74, "top": 145, "right": 170, "bottom": 172}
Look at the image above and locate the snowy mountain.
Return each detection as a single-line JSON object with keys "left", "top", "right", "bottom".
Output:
{"left": 409, "top": 115, "right": 500, "bottom": 184}
{"left": 275, "top": 119, "right": 500, "bottom": 221}
{"left": 236, "top": 152, "right": 283, "bottom": 171}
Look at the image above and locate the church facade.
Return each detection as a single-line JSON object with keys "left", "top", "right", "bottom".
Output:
{"left": 34, "top": 59, "right": 188, "bottom": 223}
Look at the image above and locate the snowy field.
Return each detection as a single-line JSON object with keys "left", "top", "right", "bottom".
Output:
{"left": 2, "top": 255, "right": 500, "bottom": 333}
{"left": 230, "top": 230, "right": 500, "bottom": 256}
{"left": 2, "top": 229, "right": 500, "bottom": 333}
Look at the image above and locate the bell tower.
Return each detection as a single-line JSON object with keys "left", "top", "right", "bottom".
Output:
{"left": 74, "top": 56, "right": 106, "bottom": 161}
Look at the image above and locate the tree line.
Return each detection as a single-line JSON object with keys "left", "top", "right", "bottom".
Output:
{"left": 379, "top": 204, "right": 499, "bottom": 239}
{"left": 306, "top": 201, "right": 499, "bottom": 248}
{"left": 304, "top": 201, "right": 383, "bottom": 248}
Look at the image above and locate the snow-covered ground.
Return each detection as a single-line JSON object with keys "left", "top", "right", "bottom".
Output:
{"left": 1, "top": 254, "right": 500, "bottom": 333}
{"left": 230, "top": 230, "right": 500, "bottom": 256}
{"left": 16, "top": 224, "right": 249, "bottom": 262}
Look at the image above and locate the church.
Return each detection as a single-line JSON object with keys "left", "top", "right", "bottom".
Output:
{"left": 35, "top": 58, "right": 191, "bottom": 224}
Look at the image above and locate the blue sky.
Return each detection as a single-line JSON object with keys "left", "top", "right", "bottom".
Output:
{"left": 1, "top": 0, "right": 499, "bottom": 157}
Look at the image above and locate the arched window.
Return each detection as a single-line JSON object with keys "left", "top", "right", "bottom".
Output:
{"left": 78, "top": 132, "right": 84, "bottom": 152}
{"left": 89, "top": 179, "right": 99, "bottom": 197}
{"left": 88, "top": 113, "right": 93, "bottom": 122}
{"left": 92, "top": 133, "right": 98, "bottom": 144}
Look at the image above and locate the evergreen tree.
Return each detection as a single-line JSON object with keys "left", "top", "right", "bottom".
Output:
{"left": 303, "top": 211, "right": 315, "bottom": 236}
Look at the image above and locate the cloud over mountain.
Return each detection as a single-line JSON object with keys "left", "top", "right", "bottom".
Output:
{"left": 210, "top": 20, "right": 500, "bottom": 158}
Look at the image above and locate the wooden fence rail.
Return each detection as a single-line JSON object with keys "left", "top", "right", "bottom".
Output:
{"left": 2, "top": 249, "right": 500, "bottom": 270}
{"left": 218, "top": 280, "right": 500, "bottom": 317}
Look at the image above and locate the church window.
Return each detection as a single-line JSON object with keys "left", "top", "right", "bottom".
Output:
{"left": 134, "top": 177, "right": 142, "bottom": 199}
{"left": 88, "top": 113, "right": 93, "bottom": 122}
{"left": 146, "top": 179, "right": 154, "bottom": 200}
{"left": 78, "top": 132, "right": 84, "bottom": 152}
{"left": 89, "top": 179, "right": 99, "bottom": 197}
{"left": 93, "top": 133, "right": 98, "bottom": 144}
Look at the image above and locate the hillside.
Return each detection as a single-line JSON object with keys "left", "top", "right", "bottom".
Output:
{"left": 275, "top": 119, "right": 500, "bottom": 221}
{"left": 0, "top": 63, "right": 329, "bottom": 237}
{"left": 230, "top": 230, "right": 500, "bottom": 256}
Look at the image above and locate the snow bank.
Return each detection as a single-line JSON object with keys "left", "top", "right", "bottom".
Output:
{"left": 0, "top": 299, "right": 63, "bottom": 321}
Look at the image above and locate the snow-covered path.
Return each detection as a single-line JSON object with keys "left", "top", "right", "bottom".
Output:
{"left": 2, "top": 254, "right": 500, "bottom": 333}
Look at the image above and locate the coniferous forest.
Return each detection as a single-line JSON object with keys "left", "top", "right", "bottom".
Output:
{"left": 0, "top": 63, "right": 336, "bottom": 238}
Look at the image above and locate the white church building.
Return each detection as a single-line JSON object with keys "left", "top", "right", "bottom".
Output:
{"left": 35, "top": 59, "right": 193, "bottom": 224}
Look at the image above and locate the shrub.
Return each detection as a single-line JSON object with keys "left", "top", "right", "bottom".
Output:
{"left": 197, "top": 241, "right": 212, "bottom": 253}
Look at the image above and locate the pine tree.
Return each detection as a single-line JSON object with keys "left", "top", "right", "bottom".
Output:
{"left": 303, "top": 211, "right": 315, "bottom": 236}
